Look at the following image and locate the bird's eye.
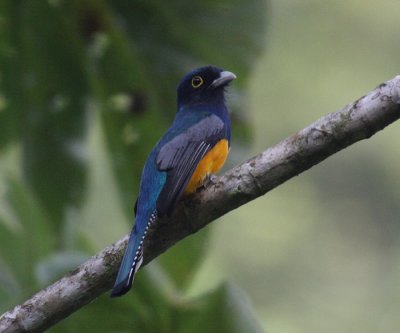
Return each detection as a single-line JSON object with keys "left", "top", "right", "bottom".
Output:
{"left": 191, "top": 76, "right": 204, "bottom": 88}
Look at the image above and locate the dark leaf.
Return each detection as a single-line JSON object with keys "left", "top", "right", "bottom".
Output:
{"left": 177, "top": 283, "right": 265, "bottom": 333}
{"left": 18, "top": 1, "right": 90, "bottom": 226}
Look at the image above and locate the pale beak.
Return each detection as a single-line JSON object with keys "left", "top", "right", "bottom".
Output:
{"left": 210, "top": 71, "right": 237, "bottom": 88}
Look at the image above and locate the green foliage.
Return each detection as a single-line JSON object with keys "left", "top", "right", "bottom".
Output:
{"left": 176, "top": 283, "right": 265, "bottom": 333}
{"left": 0, "top": 0, "right": 267, "bottom": 331}
{"left": 215, "top": 2, "right": 400, "bottom": 332}
{"left": 57, "top": 271, "right": 264, "bottom": 333}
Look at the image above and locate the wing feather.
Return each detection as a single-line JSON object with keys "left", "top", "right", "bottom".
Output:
{"left": 156, "top": 115, "right": 225, "bottom": 215}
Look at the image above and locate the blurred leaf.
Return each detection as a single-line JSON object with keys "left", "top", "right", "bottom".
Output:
{"left": 0, "top": 214, "right": 21, "bottom": 275}
{"left": 3, "top": 177, "right": 55, "bottom": 294}
{"left": 177, "top": 283, "right": 265, "bottom": 333}
{"left": 54, "top": 267, "right": 175, "bottom": 332}
{"left": 17, "top": 1, "right": 90, "bottom": 226}
{"left": 54, "top": 272, "right": 265, "bottom": 333}
{"left": 0, "top": 177, "right": 56, "bottom": 309}
{"left": 0, "top": 2, "right": 24, "bottom": 149}
{"left": 35, "top": 251, "right": 90, "bottom": 286}
{"left": 158, "top": 228, "right": 210, "bottom": 291}
{"left": 0, "top": 218, "right": 23, "bottom": 308}
{"left": 0, "top": 264, "right": 19, "bottom": 311}
{"left": 6, "top": 177, "right": 55, "bottom": 260}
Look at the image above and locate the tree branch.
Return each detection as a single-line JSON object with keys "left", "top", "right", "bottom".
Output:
{"left": 1, "top": 75, "right": 400, "bottom": 333}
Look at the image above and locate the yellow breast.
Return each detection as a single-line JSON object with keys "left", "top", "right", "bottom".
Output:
{"left": 185, "top": 139, "right": 229, "bottom": 194}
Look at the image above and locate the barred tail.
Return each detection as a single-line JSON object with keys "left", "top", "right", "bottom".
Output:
{"left": 110, "top": 212, "right": 157, "bottom": 297}
{"left": 110, "top": 229, "right": 143, "bottom": 297}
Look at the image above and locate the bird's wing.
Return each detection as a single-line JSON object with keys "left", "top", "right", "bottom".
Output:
{"left": 156, "top": 114, "right": 225, "bottom": 215}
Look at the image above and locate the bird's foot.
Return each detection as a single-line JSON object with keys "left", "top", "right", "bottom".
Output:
{"left": 199, "top": 174, "right": 218, "bottom": 191}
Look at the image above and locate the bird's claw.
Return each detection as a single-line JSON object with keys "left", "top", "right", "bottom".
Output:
{"left": 200, "top": 174, "right": 218, "bottom": 190}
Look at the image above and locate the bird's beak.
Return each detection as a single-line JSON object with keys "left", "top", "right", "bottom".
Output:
{"left": 210, "top": 71, "right": 237, "bottom": 88}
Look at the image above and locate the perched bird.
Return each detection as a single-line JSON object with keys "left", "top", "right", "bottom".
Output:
{"left": 111, "top": 65, "right": 236, "bottom": 297}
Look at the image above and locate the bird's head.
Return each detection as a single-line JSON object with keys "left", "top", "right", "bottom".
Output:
{"left": 177, "top": 65, "right": 236, "bottom": 110}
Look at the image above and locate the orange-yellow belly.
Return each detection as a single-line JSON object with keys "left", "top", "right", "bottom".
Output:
{"left": 185, "top": 139, "right": 229, "bottom": 193}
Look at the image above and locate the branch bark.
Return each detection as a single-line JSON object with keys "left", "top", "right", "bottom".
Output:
{"left": 1, "top": 75, "right": 400, "bottom": 333}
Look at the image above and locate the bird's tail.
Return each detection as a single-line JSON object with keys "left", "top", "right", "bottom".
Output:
{"left": 110, "top": 211, "right": 157, "bottom": 297}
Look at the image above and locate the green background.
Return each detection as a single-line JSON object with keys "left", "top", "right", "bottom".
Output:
{"left": 1, "top": 1, "right": 400, "bottom": 332}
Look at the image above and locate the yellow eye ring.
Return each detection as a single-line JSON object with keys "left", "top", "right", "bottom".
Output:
{"left": 191, "top": 76, "right": 204, "bottom": 88}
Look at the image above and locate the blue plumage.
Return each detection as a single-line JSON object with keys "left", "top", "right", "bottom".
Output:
{"left": 111, "top": 66, "right": 236, "bottom": 297}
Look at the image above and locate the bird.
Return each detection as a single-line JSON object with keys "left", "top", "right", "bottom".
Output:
{"left": 111, "top": 65, "right": 236, "bottom": 297}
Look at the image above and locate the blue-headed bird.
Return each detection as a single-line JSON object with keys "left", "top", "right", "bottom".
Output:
{"left": 111, "top": 65, "right": 236, "bottom": 297}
